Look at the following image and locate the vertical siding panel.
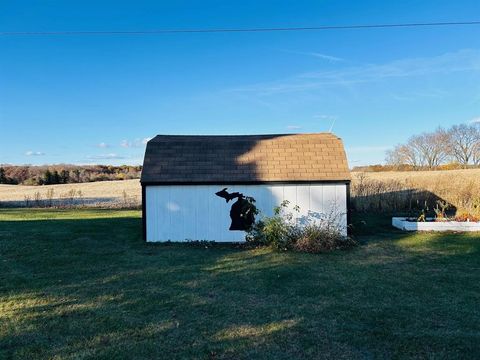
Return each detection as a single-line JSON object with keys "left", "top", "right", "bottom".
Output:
{"left": 335, "top": 185, "right": 348, "bottom": 235}
{"left": 214, "top": 185, "right": 222, "bottom": 241}
{"left": 335, "top": 185, "right": 347, "bottom": 215}
{"left": 168, "top": 186, "right": 184, "bottom": 240}
{"left": 153, "top": 187, "right": 159, "bottom": 240}
{"left": 206, "top": 186, "right": 214, "bottom": 240}
{"left": 147, "top": 186, "right": 170, "bottom": 242}
{"left": 296, "top": 185, "right": 311, "bottom": 225}
{"left": 270, "top": 185, "right": 284, "bottom": 212}
{"left": 164, "top": 186, "right": 171, "bottom": 240}
{"left": 283, "top": 185, "right": 298, "bottom": 219}
{"left": 208, "top": 185, "right": 224, "bottom": 241}
{"left": 260, "top": 185, "right": 274, "bottom": 217}
{"left": 309, "top": 184, "right": 324, "bottom": 217}
{"left": 247, "top": 185, "right": 271, "bottom": 219}
{"left": 202, "top": 186, "right": 211, "bottom": 241}
{"left": 181, "top": 186, "right": 195, "bottom": 241}
{"left": 323, "top": 185, "right": 337, "bottom": 216}
{"left": 193, "top": 186, "right": 201, "bottom": 240}
{"left": 161, "top": 186, "right": 172, "bottom": 241}
{"left": 145, "top": 187, "right": 152, "bottom": 241}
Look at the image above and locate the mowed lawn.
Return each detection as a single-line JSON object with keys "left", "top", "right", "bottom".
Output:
{"left": 1, "top": 210, "right": 479, "bottom": 359}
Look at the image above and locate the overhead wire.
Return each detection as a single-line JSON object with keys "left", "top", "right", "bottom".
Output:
{"left": 1, "top": 21, "right": 479, "bottom": 36}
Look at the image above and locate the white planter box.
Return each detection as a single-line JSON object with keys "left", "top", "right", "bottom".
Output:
{"left": 392, "top": 217, "right": 480, "bottom": 232}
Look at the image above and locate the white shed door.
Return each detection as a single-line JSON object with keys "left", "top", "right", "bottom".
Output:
{"left": 146, "top": 184, "right": 347, "bottom": 242}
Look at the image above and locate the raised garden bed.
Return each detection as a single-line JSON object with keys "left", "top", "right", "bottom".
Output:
{"left": 392, "top": 217, "right": 480, "bottom": 232}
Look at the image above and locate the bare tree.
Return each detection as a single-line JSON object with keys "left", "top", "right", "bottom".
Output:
{"left": 386, "top": 143, "right": 423, "bottom": 169}
{"left": 385, "top": 128, "right": 449, "bottom": 169}
{"left": 410, "top": 129, "right": 449, "bottom": 169}
{"left": 472, "top": 123, "right": 480, "bottom": 165}
{"left": 447, "top": 124, "right": 480, "bottom": 166}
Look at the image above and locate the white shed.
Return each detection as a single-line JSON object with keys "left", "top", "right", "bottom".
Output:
{"left": 141, "top": 133, "right": 351, "bottom": 242}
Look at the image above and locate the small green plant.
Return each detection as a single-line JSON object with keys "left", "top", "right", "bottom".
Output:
{"left": 417, "top": 209, "right": 426, "bottom": 222}
{"left": 246, "top": 200, "right": 297, "bottom": 250}
{"left": 434, "top": 200, "right": 450, "bottom": 221}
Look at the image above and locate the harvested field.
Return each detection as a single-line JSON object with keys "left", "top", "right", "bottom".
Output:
{"left": 0, "top": 179, "right": 141, "bottom": 208}
{"left": 354, "top": 168, "right": 480, "bottom": 182}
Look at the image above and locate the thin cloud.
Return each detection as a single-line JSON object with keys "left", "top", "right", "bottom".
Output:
{"left": 313, "top": 114, "right": 337, "bottom": 120}
{"left": 309, "top": 52, "right": 344, "bottom": 63}
{"left": 80, "top": 156, "right": 143, "bottom": 166}
{"left": 229, "top": 49, "right": 480, "bottom": 96}
{"left": 346, "top": 146, "right": 391, "bottom": 153}
{"left": 25, "top": 151, "right": 45, "bottom": 156}
{"left": 469, "top": 117, "right": 480, "bottom": 124}
{"left": 120, "top": 140, "right": 131, "bottom": 148}
{"left": 97, "top": 142, "right": 110, "bottom": 148}
{"left": 86, "top": 153, "right": 125, "bottom": 160}
{"left": 286, "top": 125, "right": 302, "bottom": 130}
{"left": 121, "top": 137, "right": 152, "bottom": 148}
{"left": 285, "top": 50, "right": 344, "bottom": 63}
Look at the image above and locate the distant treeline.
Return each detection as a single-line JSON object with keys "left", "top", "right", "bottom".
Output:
{"left": 0, "top": 165, "right": 142, "bottom": 185}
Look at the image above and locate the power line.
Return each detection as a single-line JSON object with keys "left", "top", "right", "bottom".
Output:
{"left": 1, "top": 21, "right": 480, "bottom": 36}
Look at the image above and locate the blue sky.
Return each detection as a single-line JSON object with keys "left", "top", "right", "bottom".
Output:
{"left": 1, "top": 1, "right": 479, "bottom": 166}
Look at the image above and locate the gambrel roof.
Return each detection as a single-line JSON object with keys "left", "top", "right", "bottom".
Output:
{"left": 141, "top": 133, "right": 350, "bottom": 184}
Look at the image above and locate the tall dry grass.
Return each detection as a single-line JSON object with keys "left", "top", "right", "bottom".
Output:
{"left": 351, "top": 169, "right": 480, "bottom": 216}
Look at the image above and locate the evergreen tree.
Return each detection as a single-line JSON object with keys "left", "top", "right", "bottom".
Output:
{"left": 44, "top": 170, "right": 53, "bottom": 185}
{"left": 0, "top": 167, "right": 6, "bottom": 184}
{"left": 72, "top": 169, "right": 81, "bottom": 183}
{"left": 52, "top": 170, "right": 61, "bottom": 184}
{"left": 60, "top": 169, "right": 70, "bottom": 184}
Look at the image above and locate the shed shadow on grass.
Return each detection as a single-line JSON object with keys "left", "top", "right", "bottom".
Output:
{"left": 1, "top": 214, "right": 480, "bottom": 358}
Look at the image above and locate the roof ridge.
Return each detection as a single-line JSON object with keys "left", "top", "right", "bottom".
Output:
{"left": 150, "top": 133, "right": 341, "bottom": 142}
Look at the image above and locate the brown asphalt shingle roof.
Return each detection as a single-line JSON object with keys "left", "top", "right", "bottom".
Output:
{"left": 141, "top": 133, "right": 350, "bottom": 184}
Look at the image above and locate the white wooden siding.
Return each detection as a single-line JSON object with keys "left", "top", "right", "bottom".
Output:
{"left": 146, "top": 184, "right": 348, "bottom": 242}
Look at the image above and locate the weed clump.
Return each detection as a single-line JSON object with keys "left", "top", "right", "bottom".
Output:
{"left": 246, "top": 201, "right": 355, "bottom": 253}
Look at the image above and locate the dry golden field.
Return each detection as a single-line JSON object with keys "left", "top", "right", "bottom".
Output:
{"left": 1, "top": 169, "right": 479, "bottom": 214}
{"left": 351, "top": 169, "right": 480, "bottom": 215}
{"left": 0, "top": 179, "right": 141, "bottom": 207}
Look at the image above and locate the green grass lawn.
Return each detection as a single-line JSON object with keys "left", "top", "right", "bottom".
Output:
{"left": 1, "top": 209, "right": 479, "bottom": 359}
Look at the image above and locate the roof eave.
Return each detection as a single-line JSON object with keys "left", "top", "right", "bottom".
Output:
{"left": 141, "top": 179, "right": 351, "bottom": 186}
